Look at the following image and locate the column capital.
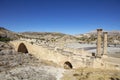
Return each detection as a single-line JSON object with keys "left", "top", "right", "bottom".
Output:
{"left": 103, "top": 32, "right": 108, "bottom": 34}
{"left": 97, "top": 29, "right": 103, "bottom": 31}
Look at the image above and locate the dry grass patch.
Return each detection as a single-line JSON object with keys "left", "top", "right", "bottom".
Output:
{"left": 62, "top": 67, "right": 120, "bottom": 80}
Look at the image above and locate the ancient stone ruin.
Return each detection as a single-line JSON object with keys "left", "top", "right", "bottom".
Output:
{"left": 10, "top": 29, "right": 120, "bottom": 70}
{"left": 103, "top": 32, "right": 108, "bottom": 55}
{"left": 96, "top": 29, "right": 103, "bottom": 58}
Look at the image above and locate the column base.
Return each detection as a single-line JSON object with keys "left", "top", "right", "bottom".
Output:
{"left": 102, "top": 54, "right": 108, "bottom": 58}
{"left": 96, "top": 54, "right": 102, "bottom": 58}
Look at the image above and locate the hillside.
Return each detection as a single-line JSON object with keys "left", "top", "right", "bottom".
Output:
{"left": 1, "top": 27, "right": 120, "bottom": 44}
{"left": 75, "top": 30, "right": 120, "bottom": 44}
{"left": 0, "top": 27, "right": 78, "bottom": 43}
{"left": 0, "top": 27, "right": 18, "bottom": 40}
{"left": 18, "top": 32, "right": 78, "bottom": 43}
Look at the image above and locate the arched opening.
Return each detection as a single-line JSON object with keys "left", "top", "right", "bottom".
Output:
{"left": 18, "top": 43, "right": 28, "bottom": 53}
{"left": 64, "top": 61, "right": 73, "bottom": 69}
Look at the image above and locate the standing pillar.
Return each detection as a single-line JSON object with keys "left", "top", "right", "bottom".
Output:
{"left": 96, "top": 29, "right": 102, "bottom": 57}
{"left": 103, "top": 32, "right": 108, "bottom": 55}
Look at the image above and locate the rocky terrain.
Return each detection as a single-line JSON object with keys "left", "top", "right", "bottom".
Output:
{"left": 0, "top": 27, "right": 120, "bottom": 80}
{"left": 0, "top": 41, "right": 65, "bottom": 80}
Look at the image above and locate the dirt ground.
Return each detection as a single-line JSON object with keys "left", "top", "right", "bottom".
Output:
{"left": 62, "top": 67, "right": 120, "bottom": 80}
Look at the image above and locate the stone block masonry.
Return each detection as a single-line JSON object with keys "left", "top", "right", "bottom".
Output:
{"left": 96, "top": 29, "right": 102, "bottom": 58}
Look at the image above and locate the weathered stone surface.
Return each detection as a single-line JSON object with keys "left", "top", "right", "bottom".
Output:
{"left": 96, "top": 29, "right": 102, "bottom": 57}
{"left": 103, "top": 32, "right": 108, "bottom": 55}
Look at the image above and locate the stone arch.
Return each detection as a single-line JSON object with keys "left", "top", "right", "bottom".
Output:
{"left": 64, "top": 61, "right": 73, "bottom": 69}
{"left": 18, "top": 43, "right": 28, "bottom": 53}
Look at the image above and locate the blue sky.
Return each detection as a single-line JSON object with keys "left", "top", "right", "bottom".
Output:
{"left": 0, "top": 0, "right": 120, "bottom": 34}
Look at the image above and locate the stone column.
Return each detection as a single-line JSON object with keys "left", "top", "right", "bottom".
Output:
{"left": 96, "top": 29, "right": 102, "bottom": 57}
{"left": 103, "top": 32, "right": 108, "bottom": 55}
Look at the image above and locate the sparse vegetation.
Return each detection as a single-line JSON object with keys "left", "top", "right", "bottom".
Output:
{"left": 0, "top": 37, "right": 11, "bottom": 42}
{"left": 62, "top": 68, "right": 120, "bottom": 80}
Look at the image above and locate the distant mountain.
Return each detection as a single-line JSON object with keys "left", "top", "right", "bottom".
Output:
{"left": 75, "top": 30, "right": 120, "bottom": 44}
{"left": 19, "top": 32, "right": 66, "bottom": 41}
{"left": 1, "top": 27, "right": 119, "bottom": 44}
{"left": 76, "top": 30, "right": 120, "bottom": 37}
{"left": 19, "top": 32, "right": 77, "bottom": 43}
{"left": 0, "top": 27, "right": 78, "bottom": 43}
{"left": 19, "top": 30, "right": 120, "bottom": 44}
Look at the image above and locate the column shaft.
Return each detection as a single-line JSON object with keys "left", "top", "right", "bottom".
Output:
{"left": 103, "top": 32, "right": 108, "bottom": 55}
{"left": 97, "top": 29, "right": 102, "bottom": 57}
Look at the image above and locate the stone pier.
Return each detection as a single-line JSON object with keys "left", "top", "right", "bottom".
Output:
{"left": 103, "top": 32, "right": 108, "bottom": 55}
{"left": 96, "top": 29, "right": 102, "bottom": 57}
